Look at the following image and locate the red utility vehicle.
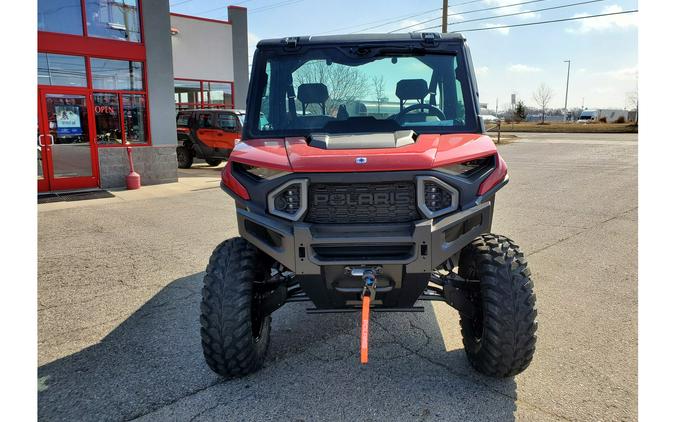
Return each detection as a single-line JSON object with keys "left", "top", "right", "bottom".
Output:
{"left": 175, "top": 109, "right": 244, "bottom": 168}
{"left": 201, "top": 33, "right": 538, "bottom": 378}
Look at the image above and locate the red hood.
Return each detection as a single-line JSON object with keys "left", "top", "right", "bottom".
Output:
{"left": 230, "top": 133, "right": 497, "bottom": 172}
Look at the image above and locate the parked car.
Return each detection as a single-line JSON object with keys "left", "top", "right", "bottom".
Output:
{"left": 175, "top": 109, "right": 245, "bottom": 168}
{"left": 480, "top": 114, "right": 500, "bottom": 123}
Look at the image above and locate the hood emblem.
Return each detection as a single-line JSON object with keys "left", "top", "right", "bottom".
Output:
{"left": 355, "top": 157, "right": 367, "bottom": 164}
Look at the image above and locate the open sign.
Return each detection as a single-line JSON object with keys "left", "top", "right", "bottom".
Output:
{"left": 95, "top": 105, "right": 116, "bottom": 115}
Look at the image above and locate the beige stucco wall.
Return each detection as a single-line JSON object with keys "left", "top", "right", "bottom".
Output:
{"left": 170, "top": 15, "right": 234, "bottom": 82}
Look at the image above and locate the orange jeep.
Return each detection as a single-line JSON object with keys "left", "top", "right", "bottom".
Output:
{"left": 175, "top": 109, "right": 244, "bottom": 168}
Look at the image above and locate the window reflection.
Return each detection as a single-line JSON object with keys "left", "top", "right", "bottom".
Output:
{"left": 94, "top": 93, "right": 123, "bottom": 144}
{"left": 85, "top": 0, "right": 141, "bottom": 42}
{"left": 38, "top": 53, "right": 87, "bottom": 87}
{"left": 174, "top": 80, "right": 202, "bottom": 107}
{"left": 38, "top": 0, "right": 83, "bottom": 35}
{"left": 205, "top": 82, "right": 233, "bottom": 107}
{"left": 91, "top": 58, "right": 144, "bottom": 90}
{"left": 122, "top": 94, "right": 147, "bottom": 144}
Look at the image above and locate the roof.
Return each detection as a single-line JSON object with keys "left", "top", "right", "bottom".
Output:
{"left": 256, "top": 32, "right": 465, "bottom": 48}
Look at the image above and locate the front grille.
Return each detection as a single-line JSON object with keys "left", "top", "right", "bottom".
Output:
{"left": 305, "top": 182, "right": 420, "bottom": 224}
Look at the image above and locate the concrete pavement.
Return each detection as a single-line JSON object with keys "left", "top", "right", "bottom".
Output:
{"left": 37, "top": 133, "right": 637, "bottom": 421}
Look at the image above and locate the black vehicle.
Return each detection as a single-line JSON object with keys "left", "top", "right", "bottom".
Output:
{"left": 200, "top": 33, "right": 538, "bottom": 378}
{"left": 175, "top": 109, "right": 244, "bottom": 168}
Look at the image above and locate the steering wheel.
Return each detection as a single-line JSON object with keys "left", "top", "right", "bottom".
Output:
{"left": 394, "top": 103, "right": 446, "bottom": 123}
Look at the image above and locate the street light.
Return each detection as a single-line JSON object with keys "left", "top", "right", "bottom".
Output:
{"left": 563, "top": 60, "right": 571, "bottom": 122}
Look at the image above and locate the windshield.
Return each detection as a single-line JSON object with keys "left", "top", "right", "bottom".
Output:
{"left": 245, "top": 46, "right": 478, "bottom": 138}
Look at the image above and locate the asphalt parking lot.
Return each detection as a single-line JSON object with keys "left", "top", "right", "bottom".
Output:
{"left": 38, "top": 132, "right": 637, "bottom": 421}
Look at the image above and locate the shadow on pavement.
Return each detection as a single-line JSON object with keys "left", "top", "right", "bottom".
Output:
{"left": 38, "top": 273, "right": 517, "bottom": 421}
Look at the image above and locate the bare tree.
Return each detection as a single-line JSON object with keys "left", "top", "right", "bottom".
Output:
{"left": 294, "top": 61, "right": 370, "bottom": 115}
{"left": 371, "top": 75, "right": 386, "bottom": 114}
{"left": 532, "top": 83, "right": 554, "bottom": 124}
{"left": 626, "top": 91, "right": 638, "bottom": 124}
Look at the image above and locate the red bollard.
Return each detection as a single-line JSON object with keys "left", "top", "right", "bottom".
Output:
{"left": 126, "top": 146, "right": 141, "bottom": 190}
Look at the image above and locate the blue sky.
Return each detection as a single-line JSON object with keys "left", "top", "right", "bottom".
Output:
{"left": 170, "top": 0, "right": 638, "bottom": 110}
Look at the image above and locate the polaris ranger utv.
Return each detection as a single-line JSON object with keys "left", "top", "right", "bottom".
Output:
{"left": 201, "top": 33, "right": 537, "bottom": 378}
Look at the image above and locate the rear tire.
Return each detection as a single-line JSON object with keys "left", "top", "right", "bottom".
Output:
{"left": 205, "top": 158, "right": 223, "bottom": 166}
{"left": 458, "top": 234, "right": 537, "bottom": 377}
{"left": 200, "top": 238, "right": 271, "bottom": 377}
{"left": 177, "top": 146, "right": 193, "bottom": 169}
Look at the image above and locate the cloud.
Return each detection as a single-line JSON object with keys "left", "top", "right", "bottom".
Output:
{"left": 475, "top": 66, "right": 489, "bottom": 77}
{"left": 508, "top": 64, "right": 542, "bottom": 73}
{"left": 483, "top": 23, "right": 509, "bottom": 35}
{"left": 517, "top": 11, "right": 540, "bottom": 20}
{"left": 482, "top": 0, "right": 539, "bottom": 19}
{"left": 566, "top": 5, "right": 638, "bottom": 34}
{"left": 603, "top": 66, "right": 638, "bottom": 81}
{"left": 398, "top": 19, "right": 426, "bottom": 32}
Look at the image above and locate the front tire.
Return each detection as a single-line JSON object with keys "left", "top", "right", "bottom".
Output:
{"left": 200, "top": 238, "right": 271, "bottom": 377}
{"left": 458, "top": 234, "right": 537, "bottom": 377}
{"left": 176, "top": 146, "right": 193, "bottom": 169}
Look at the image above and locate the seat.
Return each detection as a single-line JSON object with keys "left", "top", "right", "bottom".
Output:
{"left": 336, "top": 104, "right": 349, "bottom": 120}
{"left": 395, "top": 79, "right": 429, "bottom": 112}
{"left": 297, "top": 83, "right": 329, "bottom": 115}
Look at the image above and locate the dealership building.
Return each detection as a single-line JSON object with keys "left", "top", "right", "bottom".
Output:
{"left": 37, "top": 0, "right": 249, "bottom": 192}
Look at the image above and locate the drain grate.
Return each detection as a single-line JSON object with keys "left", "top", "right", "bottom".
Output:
{"left": 38, "top": 190, "right": 115, "bottom": 204}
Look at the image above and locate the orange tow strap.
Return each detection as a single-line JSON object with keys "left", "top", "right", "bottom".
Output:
{"left": 360, "top": 294, "right": 371, "bottom": 364}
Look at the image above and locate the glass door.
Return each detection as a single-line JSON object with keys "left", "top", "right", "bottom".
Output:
{"left": 38, "top": 88, "right": 99, "bottom": 192}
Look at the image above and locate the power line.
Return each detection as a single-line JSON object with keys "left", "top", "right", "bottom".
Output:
{"left": 170, "top": 0, "right": 196, "bottom": 7}
{"left": 317, "top": 8, "right": 442, "bottom": 35}
{"left": 417, "top": 9, "right": 638, "bottom": 32}
{"left": 249, "top": 0, "right": 306, "bottom": 14}
{"left": 356, "top": 0, "right": 488, "bottom": 33}
{"left": 315, "top": 0, "right": 486, "bottom": 35}
{"left": 447, "top": 0, "right": 608, "bottom": 27}
{"left": 193, "top": 1, "right": 257, "bottom": 15}
{"left": 389, "top": 0, "right": 549, "bottom": 33}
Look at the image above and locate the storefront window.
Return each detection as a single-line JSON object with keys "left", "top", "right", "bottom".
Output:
{"left": 122, "top": 94, "right": 147, "bottom": 144}
{"left": 85, "top": 0, "right": 141, "bottom": 42}
{"left": 93, "top": 93, "right": 123, "bottom": 145}
{"left": 174, "top": 80, "right": 234, "bottom": 110}
{"left": 205, "top": 82, "right": 233, "bottom": 107}
{"left": 38, "top": 0, "right": 84, "bottom": 35}
{"left": 91, "top": 58, "right": 144, "bottom": 91}
{"left": 174, "top": 80, "right": 202, "bottom": 108}
{"left": 38, "top": 53, "right": 87, "bottom": 87}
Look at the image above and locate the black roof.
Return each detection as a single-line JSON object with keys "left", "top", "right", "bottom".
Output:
{"left": 257, "top": 32, "right": 465, "bottom": 48}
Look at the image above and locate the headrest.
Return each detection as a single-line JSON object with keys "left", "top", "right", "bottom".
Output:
{"left": 396, "top": 79, "right": 429, "bottom": 101}
{"left": 297, "top": 83, "right": 329, "bottom": 104}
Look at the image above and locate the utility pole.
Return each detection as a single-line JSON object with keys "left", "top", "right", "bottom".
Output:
{"left": 563, "top": 59, "right": 571, "bottom": 121}
{"left": 442, "top": 0, "right": 448, "bottom": 33}
{"left": 495, "top": 98, "right": 498, "bottom": 115}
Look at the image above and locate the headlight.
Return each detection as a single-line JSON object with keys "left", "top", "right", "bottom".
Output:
{"left": 416, "top": 176, "right": 459, "bottom": 218}
{"left": 267, "top": 179, "right": 308, "bottom": 221}
{"left": 236, "top": 163, "right": 290, "bottom": 180}
{"left": 435, "top": 156, "right": 494, "bottom": 176}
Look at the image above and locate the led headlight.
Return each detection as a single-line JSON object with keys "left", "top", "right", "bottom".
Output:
{"left": 416, "top": 176, "right": 459, "bottom": 218}
{"left": 435, "top": 156, "right": 494, "bottom": 176}
{"left": 267, "top": 179, "right": 308, "bottom": 221}
{"left": 237, "top": 163, "right": 290, "bottom": 180}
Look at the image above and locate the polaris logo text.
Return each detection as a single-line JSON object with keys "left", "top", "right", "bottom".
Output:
{"left": 312, "top": 192, "right": 411, "bottom": 207}
{"left": 355, "top": 157, "right": 367, "bottom": 164}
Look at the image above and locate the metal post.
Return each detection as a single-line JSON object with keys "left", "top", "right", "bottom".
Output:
{"left": 442, "top": 0, "right": 448, "bottom": 33}
{"left": 563, "top": 60, "right": 571, "bottom": 122}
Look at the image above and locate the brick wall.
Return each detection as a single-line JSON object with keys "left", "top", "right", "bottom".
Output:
{"left": 98, "top": 145, "right": 177, "bottom": 188}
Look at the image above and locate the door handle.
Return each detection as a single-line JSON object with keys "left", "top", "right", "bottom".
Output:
{"left": 38, "top": 134, "right": 45, "bottom": 147}
{"left": 47, "top": 134, "right": 54, "bottom": 145}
